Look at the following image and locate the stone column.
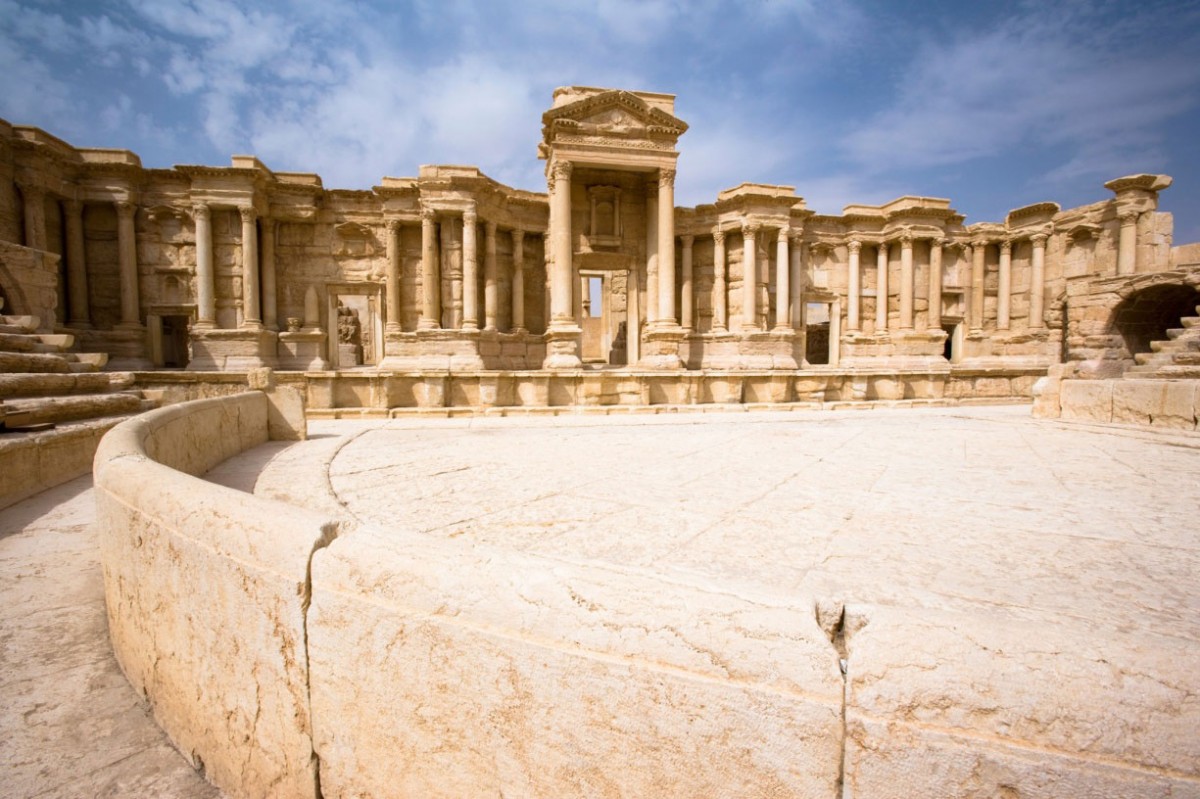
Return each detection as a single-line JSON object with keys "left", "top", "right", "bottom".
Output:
{"left": 971, "top": 240, "right": 986, "bottom": 332}
{"left": 64, "top": 199, "right": 90, "bottom": 327}
{"left": 385, "top": 219, "right": 402, "bottom": 333}
{"left": 511, "top": 229, "right": 525, "bottom": 332}
{"left": 680, "top": 233, "right": 694, "bottom": 330}
{"left": 261, "top": 217, "right": 277, "bottom": 331}
{"left": 193, "top": 203, "right": 215, "bottom": 328}
{"left": 549, "top": 161, "right": 574, "bottom": 326}
{"left": 1117, "top": 212, "right": 1138, "bottom": 275}
{"left": 875, "top": 240, "right": 889, "bottom": 332}
{"left": 645, "top": 183, "right": 658, "bottom": 327}
{"left": 713, "top": 229, "right": 727, "bottom": 332}
{"left": 418, "top": 207, "right": 440, "bottom": 329}
{"left": 627, "top": 264, "right": 640, "bottom": 362}
{"left": 742, "top": 222, "right": 758, "bottom": 330}
{"left": 116, "top": 200, "right": 141, "bottom": 328}
{"left": 928, "top": 238, "right": 944, "bottom": 331}
{"left": 997, "top": 239, "right": 1012, "bottom": 330}
{"left": 899, "top": 234, "right": 914, "bottom": 330}
{"left": 238, "top": 206, "right": 261, "bottom": 329}
{"left": 462, "top": 206, "right": 479, "bottom": 330}
{"left": 484, "top": 220, "right": 498, "bottom": 330}
{"left": 657, "top": 168, "right": 676, "bottom": 327}
{"left": 774, "top": 227, "right": 791, "bottom": 331}
{"left": 847, "top": 240, "right": 861, "bottom": 331}
{"left": 1030, "top": 233, "right": 1047, "bottom": 329}
{"left": 790, "top": 232, "right": 803, "bottom": 329}
{"left": 20, "top": 185, "right": 46, "bottom": 251}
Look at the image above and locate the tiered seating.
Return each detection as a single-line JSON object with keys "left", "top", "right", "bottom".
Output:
{"left": 0, "top": 304, "right": 155, "bottom": 432}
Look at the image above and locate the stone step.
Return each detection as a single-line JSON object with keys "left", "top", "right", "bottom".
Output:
{"left": 0, "top": 333, "right": 39, "bottom": 353}
{"left": 1166, "top": 328, "right": 1188, "bottom": 340}
{"left": 2, "top": 392, "right": 147, "bottom": 426}
{"left": 0, "top": 315, "right": 39, "bottom": 333}
{"left": 0, "top": 351, "right": 73, "bottom": 374}
{"left": 1182, "top": 316, "right": 1200, "bottom": 329}
{"left": 0, "top": 372, "right": 121, "bottom": 399}
{"left": 37, "top": 333, "right": 75, "bottom": 350}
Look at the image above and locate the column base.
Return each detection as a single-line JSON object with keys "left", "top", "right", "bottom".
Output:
{"left": 638, "top": 328, "right": 685, "bottom": 369}
{"left": 188, "top": 328, "right": 279, "bottom": 371}
{"left": 542, "top": 325, "right": 582, "bottom": 370}
{"left": 378, "top": 329, "right": 485, "bottom": 371}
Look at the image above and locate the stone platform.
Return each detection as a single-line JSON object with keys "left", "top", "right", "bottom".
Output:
{"left": 221, "top": 406, "right": 1198, "bottom": 797}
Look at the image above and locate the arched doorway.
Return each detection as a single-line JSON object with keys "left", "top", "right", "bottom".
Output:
{"left": 1107, "top": 284, "right": 1200, "bottom": 356}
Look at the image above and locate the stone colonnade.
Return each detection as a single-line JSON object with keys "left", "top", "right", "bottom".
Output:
{"left": 410, "top": 204, "right": 530, "bottom": 334}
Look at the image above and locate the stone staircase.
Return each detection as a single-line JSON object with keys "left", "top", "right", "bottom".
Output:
{"left": 0, "top": 305, "right": 156, "bottom": 433}
{"left": 1124, "top": 304, "right": 1200, "bottom": 379}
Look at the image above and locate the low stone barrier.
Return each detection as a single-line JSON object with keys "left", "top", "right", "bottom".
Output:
{"left": 94, "top": 392, "right": 336, "bottom": 799}
{"left": 1034, "top": 376, "right": 1200, "bottom": 430}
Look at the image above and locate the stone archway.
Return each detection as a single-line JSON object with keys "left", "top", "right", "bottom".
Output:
{"left": 1107, "top": 283, "right": 1200, "bottom": 356}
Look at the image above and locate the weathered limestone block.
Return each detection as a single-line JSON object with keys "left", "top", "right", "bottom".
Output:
{"left": 94, "top": 395, "right": 331, "bottom": 799}
{"left": 308, "top": 526, "right": 844, "bottom": 798}
{"left": 1059, "top": 380, "right": 1114, "bottom": 422}
{"left": 1112, "top": 379, "right": 1198, "bottom": 429}
{"left": 842, "top": 605, "right": 1200, "bottom": 798}
{"left": 0, "top": 418, "right": 117, "bottom": 509}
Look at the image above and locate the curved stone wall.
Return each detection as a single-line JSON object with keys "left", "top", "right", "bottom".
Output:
{"left": 94, "top": 393, "right": 338, "bottom": 799}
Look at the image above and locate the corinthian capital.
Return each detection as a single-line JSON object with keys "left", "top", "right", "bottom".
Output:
{"left": 552, "top": 160, "right": 573, "bottom": 181}
{"left": 192, "top": 202, "right": 210, "bottom": 222}
{"left": 238, "top": 205, "right": 256, "bottom": 223}
{"left": 1030, "top": 233, "right": 1049, "bottom": 247}
{"left": 742, "top": 221, "right": 760, "bottom": 237}
{"left": 115, "top": 200, "right": 137, "bottom": 219}
{"left": 658, "top": 168, "right": 676, "bottom": 189}
{"left": 712, "top": 228, "right": 725, "bottom": 245}
{"left": 1000, "top": 239, "right": 1013, "bottom": 254}
{"left": 848, "top": 240, "right": 862, "bottom": 254}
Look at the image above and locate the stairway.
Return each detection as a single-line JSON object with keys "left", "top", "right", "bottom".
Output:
{"left": 1124, "top": 304, "right": 1200, "bottom": 379}
{"left": 0, "top": 305, "right": 156, "bottom": 432}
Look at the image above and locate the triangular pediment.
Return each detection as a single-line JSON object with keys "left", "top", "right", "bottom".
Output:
{"left": 542, "top": 90, "right": 688, "bottom": 142}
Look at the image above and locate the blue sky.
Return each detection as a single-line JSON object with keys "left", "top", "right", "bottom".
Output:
{"left": 4, "top": 0, "right": 1200, "bottom": 241}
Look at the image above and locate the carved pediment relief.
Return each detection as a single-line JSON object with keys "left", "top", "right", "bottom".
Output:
{"left": 542, "top": 90, "right": 688, "bottom": 145}
{"left": 333, "top": 221, "right": 378, "bottom": 258}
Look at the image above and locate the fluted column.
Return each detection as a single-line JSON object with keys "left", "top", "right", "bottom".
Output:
{"left": 419, "top": 207, "right": 440, "bottom": 329}
{"left": 790, "top": 232, "right": 803, "bottom": 329}
{"left": 875, "top": 240, "right": 889, "bottom": 332}
{"left": 997, "top": 239, "right": 1012, "bottom": 330}
{"left": 680, "top": 233, "right": 694, "bottom": 330}
{"left": 193, "top": 203, "right": 215, "bottom": 328}
{"left": 261, "top": 217, "right": 277, "bottom": 330}
{"left": 20, "top": 185, "right": 46, "bottom": 250}
{"left": 385, "top": 219, "right": 402, "bottom": 332}
{"left": 64, "top": 199, "right": 90, "bottom": 327}
{"left": 847, "top": 240, "right": 861, "bottom": 331}
{"left": 549, "top": 161, "right": 574, "bottom": 326}
{"left": 484, "top": 220, "right": 498, "bottom": 330}
{"left": 511, "top": 229, "right": 525, "bottom": 332}
{"left": 1117, "top": 212, "right": 1138, "bottom": 275}
{"left": 713, "top": 229, "right": 727, "bottom": 332}
{"left": 116, "top": 200, "right": 141, "bottom": 328}
{"left": 1030, "top": 233, "right": 1047, "bottom": 329}
{"left": 899, "top": 234, "right": 914, "bottom": 330}
{"left": 462, "top": 206, "right": 479, "bottom": 330}
{"left": 238, "top": 206, "right": 261, "bottom": 329}
{"left": 657, "top": 168, "right": 676, "bottom": 327}
{"left": 927, "top": 238, "right": 944, "bottom": 331}
{"left": 645, "top": 182, "right": 658, "bottom": 326}
{"left": 970, "top": 239, "right": 986, "bottom": 332}
{"left": 774, "top": 227, "right": 791, "bottom": 331}
{"left": 742, "top": 222, "right": 758, "bottom": 330}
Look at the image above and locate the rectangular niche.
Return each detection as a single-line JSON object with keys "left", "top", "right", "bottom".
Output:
{"left": 586, "top": 186, "right": 622, "bottom": 248}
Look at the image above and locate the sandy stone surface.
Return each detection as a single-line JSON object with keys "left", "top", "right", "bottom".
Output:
{"left": 0, "top": 476, "right": 220, "bottom": 799}
{"left": 253, "top": 405, "right": 1199, "bottom": 795}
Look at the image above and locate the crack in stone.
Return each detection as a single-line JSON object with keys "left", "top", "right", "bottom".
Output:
{"left": 300, "top": 520, "right": 340, "bottom": 799}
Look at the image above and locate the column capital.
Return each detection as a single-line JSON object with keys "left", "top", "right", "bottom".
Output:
{"left": 421, "top": 205, "right": 437, "bottom": 221}
{"left": 1000, "top": 238, "right": 1013, "bottom": 254}
{"left": 658, "top": 167, "right": 676, "bottom": 189}
{"left": 512, "top": 227, "right": 525, "bottom": 243}
{"left": 899, "top": 232, "right": 914, "bottom": 247}
{"left": 776, "top": 226, "right": 790, "bottom": 243}
{"left": 742, "top": 221, "right": 760, "bottom": 236}
{"left": 1119, "top": 211, "right": 1139, "bottom": 225}
{"left": 116, "top": 200, "right": 137, "bottom": 219}
{"left": 681, "top": 233, "right": 694, "bottom": 246}
{"left": 386, "top": 218, "right": 401, "bottom": 233}
{"left": 463, "top": 206, "right": 477, "bottom": 225}
{"left": 1030, "top": 232, "right": 1049, "bottom": 247}
{"left": 790, "top": 230, "right": 804, "bottom": 244}
{"left": 971, "top": 236, "right": 989, "bottom": 248}
{"left": 712, "top": 228, "right": 725, "bottom": 244}
{"left": 928, "top": 236, "right": 946, "bottom": 249}
{"left": 238, "top": 205, "right": 256, "bottom": 223}
{"left": 64, "top": 197, "right": 82, "bottom": 216}
{"left": 551, "top": 160, "right": 573, "bottom": 181}
{"left": 484, "top": 219, "right": 497, "bottom": 236}
{"left": 17, "top": 182, "right": 45, "bottom": 200}
{"left": 848, "top": 239, "right": 862, "bottom": 254}
{"left": 192, "top": 202, "right": 210, "bottom": 221}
